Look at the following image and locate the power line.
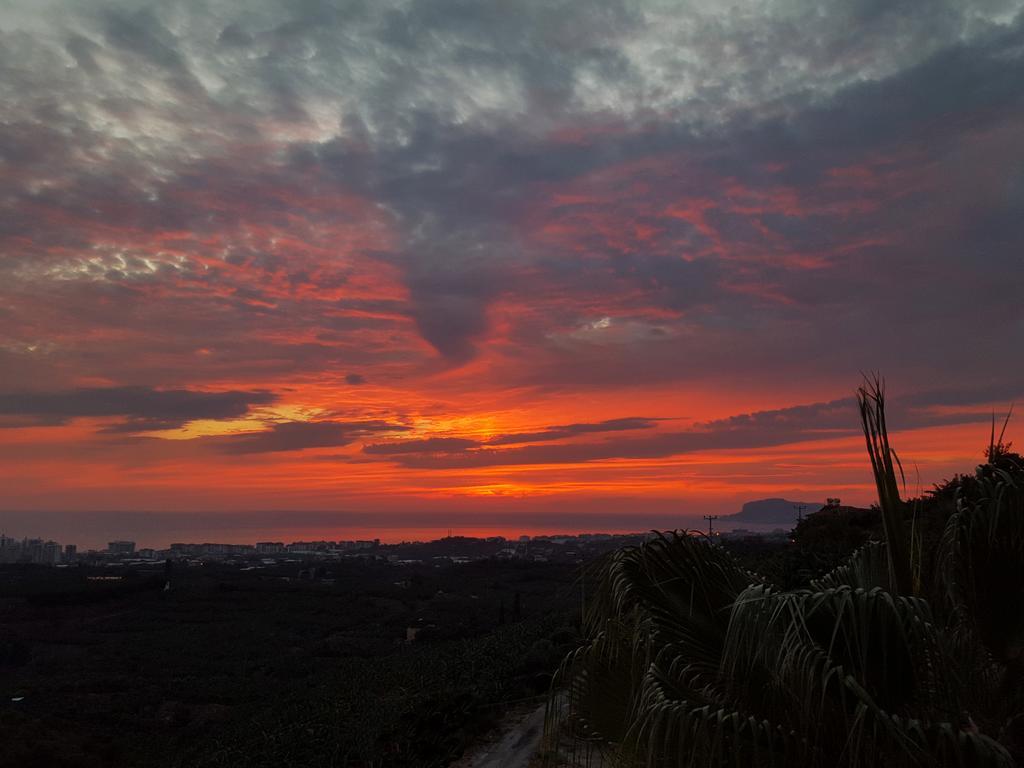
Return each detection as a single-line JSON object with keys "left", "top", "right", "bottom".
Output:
{"left": 703, "top": 515, "right": 719, "bottom": 538}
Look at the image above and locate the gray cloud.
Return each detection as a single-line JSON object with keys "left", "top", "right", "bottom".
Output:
{"left": 372, "top": 399, "right": 858, "bottom": 469}
{"left": 364, "top": 437, "right": 481, "bottom": 455}
{"left": 0, "top": 386, "right": 276, "bottom": 429}
{"left": 218, "top": 420, "right": 408, "bottom": 454}
{"left": 487, "top": 416, "right": 660, "bottom": 445}
{"left": 367, "top": 393, "right": 1007, "bottom": 469}
{"left": 363, "top": 416, "right": 661, "bottom": 455}
{"left": 0, "top": 0, "right": 1022, "bottom": 389}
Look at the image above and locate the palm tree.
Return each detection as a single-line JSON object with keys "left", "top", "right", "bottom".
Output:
{"left": 548, "top": 379, "right": 1024, "bottom": 767}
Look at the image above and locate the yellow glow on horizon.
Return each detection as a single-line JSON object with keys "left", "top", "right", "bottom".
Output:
{"left": 141, "top": 404, "right": 326, "bottom": 440}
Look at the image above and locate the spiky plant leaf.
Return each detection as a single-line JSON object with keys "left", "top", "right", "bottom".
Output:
{"left": 549, "top": 381, "right": 1023, "bottom": 767}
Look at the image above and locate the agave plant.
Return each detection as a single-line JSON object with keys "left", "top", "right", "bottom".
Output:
{"left": 548, "top": 379, "right": 1024, "bottom": 767}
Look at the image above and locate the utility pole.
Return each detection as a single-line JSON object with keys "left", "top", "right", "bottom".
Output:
{"left": 793, "top": 504, "right": 807, "bottom": 523}
{"left": 703, "top": 515, "right": 719, "bottom": 538}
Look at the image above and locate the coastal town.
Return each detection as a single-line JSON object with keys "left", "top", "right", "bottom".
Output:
{"left": 0, "top": 525, "right": 796, "bottom": 568}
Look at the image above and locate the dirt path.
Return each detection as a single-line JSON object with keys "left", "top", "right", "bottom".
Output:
{"left": 453, "top": 701, "right": 548, "bottom": 768}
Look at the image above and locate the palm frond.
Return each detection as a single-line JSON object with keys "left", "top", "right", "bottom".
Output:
{"left": 857, "top": 374, "right": 914, "bottom": 595}
{"left": 812, "top": 541, "right": 891, "bottom": 592}
{"left": 549, "top": 380, "right": 1023, "bottom": 767}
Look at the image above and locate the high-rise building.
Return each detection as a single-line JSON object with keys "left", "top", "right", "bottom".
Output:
{"left": 108, "top": 540, "right": 136, "bottom": 555}
{"left": 0, "top": 534, "right": 20, "bottom": 563}
{"left": 0, "top": 536, "right": 63, "bottom": 565}
{"left": 41, "top": 540, "right": 62, "bottom": 565}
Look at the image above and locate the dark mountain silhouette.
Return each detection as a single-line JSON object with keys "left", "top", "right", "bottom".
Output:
{"left": 720, "top": 497, "right": 819, "bottom": 526}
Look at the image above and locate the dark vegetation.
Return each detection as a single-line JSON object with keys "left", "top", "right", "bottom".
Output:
{"left": 0, "top": 558, "right": 579, "bottom": 767}
{"left": 721, "top": 504, "right": 883, "bottom": 590}
{"left": 554, "top": 379, "right": 1024, "bottom": 767}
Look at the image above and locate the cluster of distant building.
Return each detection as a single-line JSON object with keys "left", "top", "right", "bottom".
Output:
{"left": 1, "top": 504, "right": 849, "bottom": 568}
{"left": 163, "top": 539, "right": 380, "bottom": 558}
{"left": 0, "top": 535, "right": 383, "bottom": 566}
{"left": 717, "top": 528, "right": 793, "bottom": 543}
{"left": 0, "top": 534, "right": 75, "bottom": 565}
{"left": 0, "top": 530, "right": 640, "bottom": 568}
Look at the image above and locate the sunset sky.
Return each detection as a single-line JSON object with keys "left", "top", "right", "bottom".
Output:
{"left": 2, "top": 0, "right": 1023, "bottom": 547}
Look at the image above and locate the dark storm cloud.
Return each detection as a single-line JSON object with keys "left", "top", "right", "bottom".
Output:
{"left": 1, "top": 0, "right": 1024, "bottom": 384}
{"left": 65, "top": 34, "right": 102, "bottom": 74}
{"left": 218, "top": 420, "right": 407, "bottom": 454}
{"left": 217, "top": 23, "right": 252, "bottom": 47}
{"left": 695, "top": 24, "right": 1024, "bottom": 196}
{"left": 0, "top": 386, "right": 276, "bottom": 429}
{"left": 320, "top": 10, "right": 1024, "bottom": 362}
{"left": 102, "top": 10, "right": 188, "bottom": 74}
{"left": 407, "top": 266, "right": 499, "bottom": 362}
{"left": 911, "top": 382, "right": 1024, "bottom": 408}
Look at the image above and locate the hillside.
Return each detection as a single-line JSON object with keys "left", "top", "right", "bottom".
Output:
{"left": 719, "top": 497, "right": 819, "bottom": 527}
